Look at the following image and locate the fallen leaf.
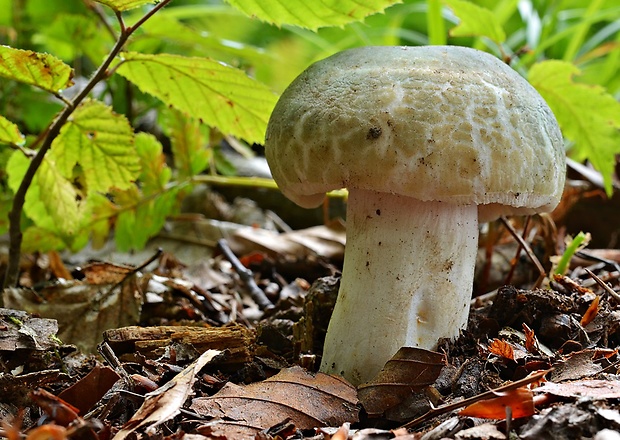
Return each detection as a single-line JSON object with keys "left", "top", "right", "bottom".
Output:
{"left": 535, "top": 380, "right": 620, "bottom": 400}
{"left": 581, "top": 295, "right": 600, "bottom": 326}
{"left": 357, "top": 347, "right": 445, "bottom": 417}
{"left": 190, "top": 366, "right": 359, "bottom": 431}
{"left": 459, "top": 387, "right": 535, "bottom": 419}
{"left": 551, "top": 349, "right": 603, "bottom": 382}
{"left": 113, "top": 349, "right": 222, "bottom": 440}
{"left": 488, "top": 339, "right": 515, "bottom": 361}
{"left": 522, "top": 323, "right": 539, "bottom": 354}
{"left": 30, "top": 389, "right": 81, "bottom": 426}
{"left": 58, "top": 365, "right": 120, "bottom": 415}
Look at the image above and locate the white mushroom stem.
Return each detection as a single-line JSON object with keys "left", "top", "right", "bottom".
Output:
{"left": 320, "top": 189, "right": 479, "bottom": 385}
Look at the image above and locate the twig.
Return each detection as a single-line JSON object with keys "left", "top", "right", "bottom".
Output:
{"left": 585, "top": 268, "right": 620, "bottom": 303}
{"left": 2, "top": 0, "right": 173, "bottom": 292}
{"left": 504, "top": 216, "right": 531, "bottom": 285}
{"left": 500, "top": 217, "right": 546, "bottom": 288}
{"left": 400, "top": 369, "right": 550, "bottom": 430}
{"left": 217, "top": 239, "right": 274, "bottom": 311}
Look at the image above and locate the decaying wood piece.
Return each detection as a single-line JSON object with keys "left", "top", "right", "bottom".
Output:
{"left": 103, "top": 325, "right": 255, "bottom": 365}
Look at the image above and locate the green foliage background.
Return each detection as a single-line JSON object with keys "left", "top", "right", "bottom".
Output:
{"left": 0, "top": 0, "right": 619, "bottom": 255}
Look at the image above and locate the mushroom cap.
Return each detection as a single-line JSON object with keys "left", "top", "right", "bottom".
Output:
{"left": 265, "top": 46, "right": 565, "bottom": 221}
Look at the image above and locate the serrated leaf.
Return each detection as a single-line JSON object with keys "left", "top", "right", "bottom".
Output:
{"left": 95, "top": 0, "right": 157, "bottom": 12}
{"left": 443, "top": 0, "right": 506, "bottom": 43}
{"left": 50, "top": 100, "right": 139, "bottom": 192}
{"left": 0, "top": 115, "right": 25, "bottom": 146}
{"left": 529, "top": 60, "right": 620, "bottom": 195}
{"left": 0, "top": 46, "right": 74, "bottom": 93}
{"left": 116, "top": 52, "right": 277, "bottom": 144}
{"left": 135, "top": 132, "right": 170, "bottom": 194}
{"left": 6, "top": 151, "right": 83, "bottom": 241}
{"left": 225, "top": 0, "right": 401, "bottom": 30}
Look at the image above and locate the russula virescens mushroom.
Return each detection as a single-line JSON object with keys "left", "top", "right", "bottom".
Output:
{"left": 264, "top": 45, "right": 565, "bottom": 385}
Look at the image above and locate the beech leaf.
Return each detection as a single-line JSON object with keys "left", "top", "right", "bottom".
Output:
{"left": 0, "top": 46, "right": 74, "bottom": 93}
{"left": 0, "top": 115, "right": 25, "bottom": 146}
{"left": 50, "top": 99, "right": 139, "bottom": 192}
{"left": 190, "top": 366, "right": 359, "bottom": 432}
{"left": 225, "top": 0, "right": 401, "bottom": 31}
{"left": 116, "top": 52, "right": 277, "bottom": 144}
{"left": 356, "top": 347, "right": 445, "bottom": 418}
{"left": 529, "top": 60, "right": 620, "bottom": 195}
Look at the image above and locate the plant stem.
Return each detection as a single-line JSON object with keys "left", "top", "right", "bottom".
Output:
{"left": 427, "top": 0, "right": 446, "bottom": 46}
{"left": 2, "top": 0, "right": 173, "bottom": 293}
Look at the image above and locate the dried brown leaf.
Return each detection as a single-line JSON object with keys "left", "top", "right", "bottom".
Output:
{"left": 459, "top": 387, "right": 535, "bottom": 419}
{"left": 357, "top": 347, "right": 445, "bottom": 417}
{"left": 113, "top": 349, "right": 222, "bottom": 440}
{"left": 190, "top": 366, "right": 359, "bottom": 430}
{"left": 522, "top": 323, "right": 539, "bottom": 354}
{"left": 551, "top": 349, "right": 603, "bottom": 382}
{"left": 488, "top": 338, "right": 515, "bottom": 361}
{"left": 580, "top": 295, "right": 600, "bottom": 326}
{"left": 535, "top": 380, "right": 620, "bottom": 399}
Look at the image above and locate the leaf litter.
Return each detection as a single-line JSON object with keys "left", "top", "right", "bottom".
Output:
{"left": 2, "top": 188, "right": 620, "bottom": 439}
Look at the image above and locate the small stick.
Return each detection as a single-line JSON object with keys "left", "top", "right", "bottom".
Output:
{"left": 500, "top": 217, "right": 546, "bottom": 288}
{"left": 585, "top": 268, "right": 620, "bottom": 303}
{"left": 217, "top": 239, "right": 274, "bottom": 310}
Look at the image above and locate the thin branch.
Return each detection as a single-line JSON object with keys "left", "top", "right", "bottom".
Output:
{"left": 500, "top": 216, "right": 547, "bottom": 288}
{"left": 217, "top": 239, "right": 274, "bottom": 311}
{"left": 2, "top": 0, "right": 174, "bottom": 292}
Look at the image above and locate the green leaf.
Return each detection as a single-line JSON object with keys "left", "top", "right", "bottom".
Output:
{"left": 0, "top": 115, "right": 25, "bottom": 146}
{"left": 6, "top": 151, "right": 83, "bottom": 239}
{"left": 36, "top": 157, "right": 82, "bottom": 235}
{"left": 443, "top": 0, "right": 506, "bottom": 43}
{"left": 114, "top": 188, "right": 179, "bottom": 251}
{"left": 88, "top": 192, "right": 117, "bottom": 249}
{"left": 135, "top": 132, "right": 170, "bottom": 194}
{"left": 115, "top": 52, "right": 278, "bottom": 144}
{"left": 161, "top": 109, "right": 210, "bottom": 180}
{"left": 94, "top": 0, "right": 158, "bottom": 12}
{"left": 32, "top": 14, "right": 110, "bottom": 64}
{"left": 225, "top": 0, "right": 401, "bottom": 30}
{"left": 49, "top": 100, "right": 140, "bottom": 192}
{"left": 21, "top": 226, "right": 66, "bottom": 253}
{"left": 0, "top": 46, "right": 74, "bottom": 93}
{"left": 529, "top": 60, "right": 620, "bottom": 195}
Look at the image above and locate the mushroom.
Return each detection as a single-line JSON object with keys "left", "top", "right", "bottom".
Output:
{"left": 264, "top": 46, "right": 565, "bottom": 385}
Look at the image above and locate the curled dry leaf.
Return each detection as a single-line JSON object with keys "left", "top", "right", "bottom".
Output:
{"left": 357, "top": 347, "right": 445, "bottom": 417}
{"left": 113, "top": 349, "right": 222, "bottom": 440}
{"left": 522, "top": 323, "right": 539, "bottom": 354}
{"left": 190, "top": 365, "right": 359, "bottom": 434}
{"left": 459, "top": 387, "right": 535, "bottom": 419}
